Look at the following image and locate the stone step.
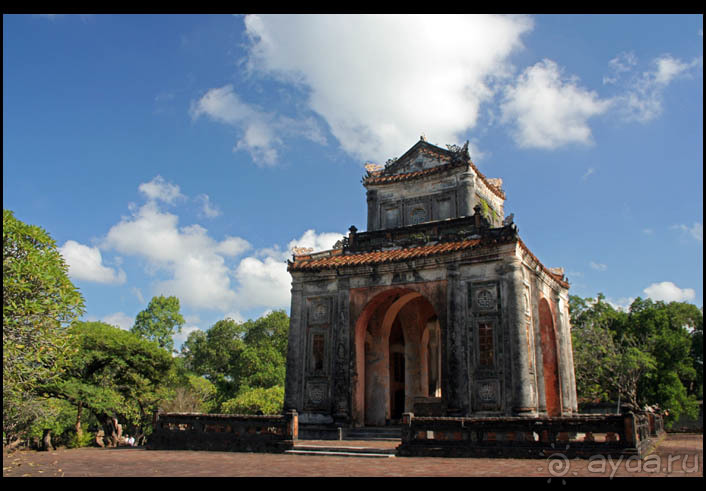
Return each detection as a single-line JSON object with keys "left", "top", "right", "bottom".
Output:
{"left": 286, "top": 445, "right": 396, "bottom": 458}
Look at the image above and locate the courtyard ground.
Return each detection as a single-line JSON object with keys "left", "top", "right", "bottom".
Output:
{"left": 3, "top": 432, "right": 702, "bottom": 478}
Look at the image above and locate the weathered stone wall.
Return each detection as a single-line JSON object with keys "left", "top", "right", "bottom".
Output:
{"left": 366, "top": 171, "right": 504, "bottom": 231}
{"left": 397, "top": 412, "right": 664, "bottom": 459}
{"left": 364, "top": 144, "right": 505, "bottom": 231}
{"left": 147, "top": 412, "right": 297, "bottom": 453}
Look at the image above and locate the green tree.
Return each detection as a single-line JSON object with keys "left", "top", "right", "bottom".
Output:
{"left": 570, "top": 294, "right": 654, "bottom": 410}
{"left": 627, "top": 298, "right": 701, "bottom": 424}
{"left": 180, "top": 311, "right": 289, "bottom": 414}
{"left": 131, "top": 295, "right": 185, "bottom": 353}
{"left": 3, "top": 210, "right": 85, "bottom": 444}
{"left": 221, "top": 386, "right": 284, "bottom": 415}
{"left": 44, "top": 321, "right": 173, "bottom": 446}
{"left": 570, "top": 294, "right": 702, "bottom": 427}
{"left": 238, "top": 310, "right": 289, "bottom": 389}
{"left": 181, "top": 318, "right": 246, "bottom": 404}
{"left": 159, "top": 358, "right": 217, "bottom": 413}
{"left": 690, "top": 309, "right": 703, "bottom": 399}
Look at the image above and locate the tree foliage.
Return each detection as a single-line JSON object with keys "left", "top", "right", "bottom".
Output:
{"left": 180, "top": 310, "right": 289, "bottom": 414}
{"left": 44, "top": 321, "right": 173, "bottom": 446}
{"left": 131, "top": 295, "right": 185, "bottom": 353}
{"left": 221, "top": 386, "right": 284, "bottom": 415}
{"left": 3, "top": 209, "right": 85, "bottom": 441}
{"left": 570, "top": 293, "right": 702, "bottom": 426}
{"left": 159, "top": 358, "right": 217, "bottom": 413}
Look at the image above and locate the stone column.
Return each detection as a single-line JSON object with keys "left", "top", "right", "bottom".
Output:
{"left": 445, "top": 265, "right": 469, "bottom": 414}
{"left": 457, "top": 170, "right": 476, "bottom": 217}
{"left": 284, "top": 279, "right": 305, "bottom": 411}
{"left": 506, "top": 258, "right": 534, "bottom": 415}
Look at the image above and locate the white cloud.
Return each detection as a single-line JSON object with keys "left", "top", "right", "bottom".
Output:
{"left": 101, "top": 176, "right": 341, "bottom": 314}
{"left": 102, "top": 179, "right": 246, "bottom": 311}
{"left": 215, "top": 236, "right": 251, "bottom": 257}
{"left": 671, "top": 222, "right": 703, "bottom": 241}
{"left": 196, "top": 194, "right": 221, "bottom": 218}
{"left": 653, "top": 55, "right": 693, "bottom": 85}
{"left": 138, "top": 175, "right": 184, "bottom": 205}
{"left": 589, "top": 261, "right": 608, "bottom": 272}
{"left": 131, "top": 286, "right": 145, "bottom": 304}
{"left": 233, "top": 229, "right": 344, "bottom": 310}
{"left": 242, "top": 14, "right": 533, "bottom": 163}
{"left": 643, "top": 282, "right": 696, "bottom": 302}
{"left": 500, "top": 59, "right": 612, "bottom": 149}
{"left": 59, "top": 240, "right": 126, "bottom": 284}
{"left": 190, "top": 84, "right": 326, "bottom": 166}
{"left": 603, "top": 51, "right": 638, "bottom": 84}
{"left": 102, "top": 312, "right": 134, "bottom": 331}
{"left": 642, "top": 228, "right": 654, "bottom": 236}
{"left": 234, "top": 256, "right": 292, "bottom": 310}
{"left": 287, "top": 229, "right": 344, "bottom": 256}
{"left": 608, "top": 53, "right": 700, "bottom": 123}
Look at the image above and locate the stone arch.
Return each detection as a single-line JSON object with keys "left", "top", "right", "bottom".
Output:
{"left": 353, "top": 287, "right": 440, "bottom": 426}
{"left": 538, "top": 297, "right": 562, "bottom": 417}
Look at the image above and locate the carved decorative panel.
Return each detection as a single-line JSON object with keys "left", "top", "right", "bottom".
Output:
{"left": 307, "top": 297, "right": 332, "bottom": 326}
{"left": 304, "top": 379, "right": 329, "bottom": 410}
{"left": 475, "top": 379, "right": 501, "bottom": 410}
{"left": 469, "top": 282, "right": 499, "bottom": 313}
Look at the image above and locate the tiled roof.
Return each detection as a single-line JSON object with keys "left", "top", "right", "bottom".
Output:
{"left": 362, "top": 142, "right": 506, "bottom": 200}
{"left": 289, "top": 235, "right": 570, "bottom": 290}
{"left": 363, "top": 160, "right": 466, "bottom": 185}
{"left": 518, "top": 239, "right": 570, "bottom": 288}
{"left": 288, "top": 239, "right": 483, "bottom": 271}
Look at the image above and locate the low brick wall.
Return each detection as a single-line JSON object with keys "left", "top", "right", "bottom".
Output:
{"left": 397, "top": 412, "right": 664, "bottom": 459}
{"left": 147, "top": 411, "right": 298, "bottom": 453}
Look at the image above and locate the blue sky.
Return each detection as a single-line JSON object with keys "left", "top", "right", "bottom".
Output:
{"left": 3, "top": 14, "right": 703, "bottom": 349}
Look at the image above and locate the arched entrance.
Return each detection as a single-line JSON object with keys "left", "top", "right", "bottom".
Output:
{"left": 538, "top": 298, "right": 562, "bottom": 417}
{"left": 354, "top": 288, "right": 441, "bottom": 426}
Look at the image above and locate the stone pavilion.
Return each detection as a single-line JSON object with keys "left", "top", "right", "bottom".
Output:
{"left": 284, "top": 138, "right": 578, "bottom": 429}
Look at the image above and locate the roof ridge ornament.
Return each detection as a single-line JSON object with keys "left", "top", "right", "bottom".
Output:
{"left": 291, "top": 246, "right": 314, "bottom": 256}
{"left": 446, "top": 140, "right": 470, "bottom": 163}
{"left": 364, "top": 162, "right": 383, "bottom": 174}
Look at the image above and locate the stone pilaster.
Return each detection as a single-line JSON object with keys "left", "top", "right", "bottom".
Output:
{"left": 332, "top": 277, "right": 351, "bottom": 421}
{"left": 566, "top": 318, "right": 579, "bottom": 413}
{"left": 366, "top": 189, "right": 378, "bottom": 231}
{"left": 445, "top": 264, "right": 469, "bottom": 414}
{"left": 457, "top": 170, "right": 476, "bottom": 217}
{"left": 507, "top": 258, "right": 534, "bottom": 415}
{"left": 284, "top": 279, "right": 305, "bottom": 411}
{"left": 556, "top": 294, "right": 577, "bottom": 414}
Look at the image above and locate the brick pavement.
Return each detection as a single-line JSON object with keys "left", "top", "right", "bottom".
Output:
{"left": 3, "top": 433, "right": 702, "bottom": 478}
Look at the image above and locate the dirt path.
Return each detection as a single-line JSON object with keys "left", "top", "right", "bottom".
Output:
{"left": 3, "top": 433, "right": 702, "bottom": 478}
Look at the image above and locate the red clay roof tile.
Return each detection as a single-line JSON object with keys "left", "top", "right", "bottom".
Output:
{"left": 289, "top": 239, "right": 482, "bottom": 271}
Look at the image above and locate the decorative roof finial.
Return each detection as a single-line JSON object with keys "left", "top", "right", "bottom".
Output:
{"left": 420, "top": 134, "right": 426, "bottom": 142}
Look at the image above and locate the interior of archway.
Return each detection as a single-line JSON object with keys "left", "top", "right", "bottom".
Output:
{"left": 358, "top": 290, "right": 440, "bottom": 426}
